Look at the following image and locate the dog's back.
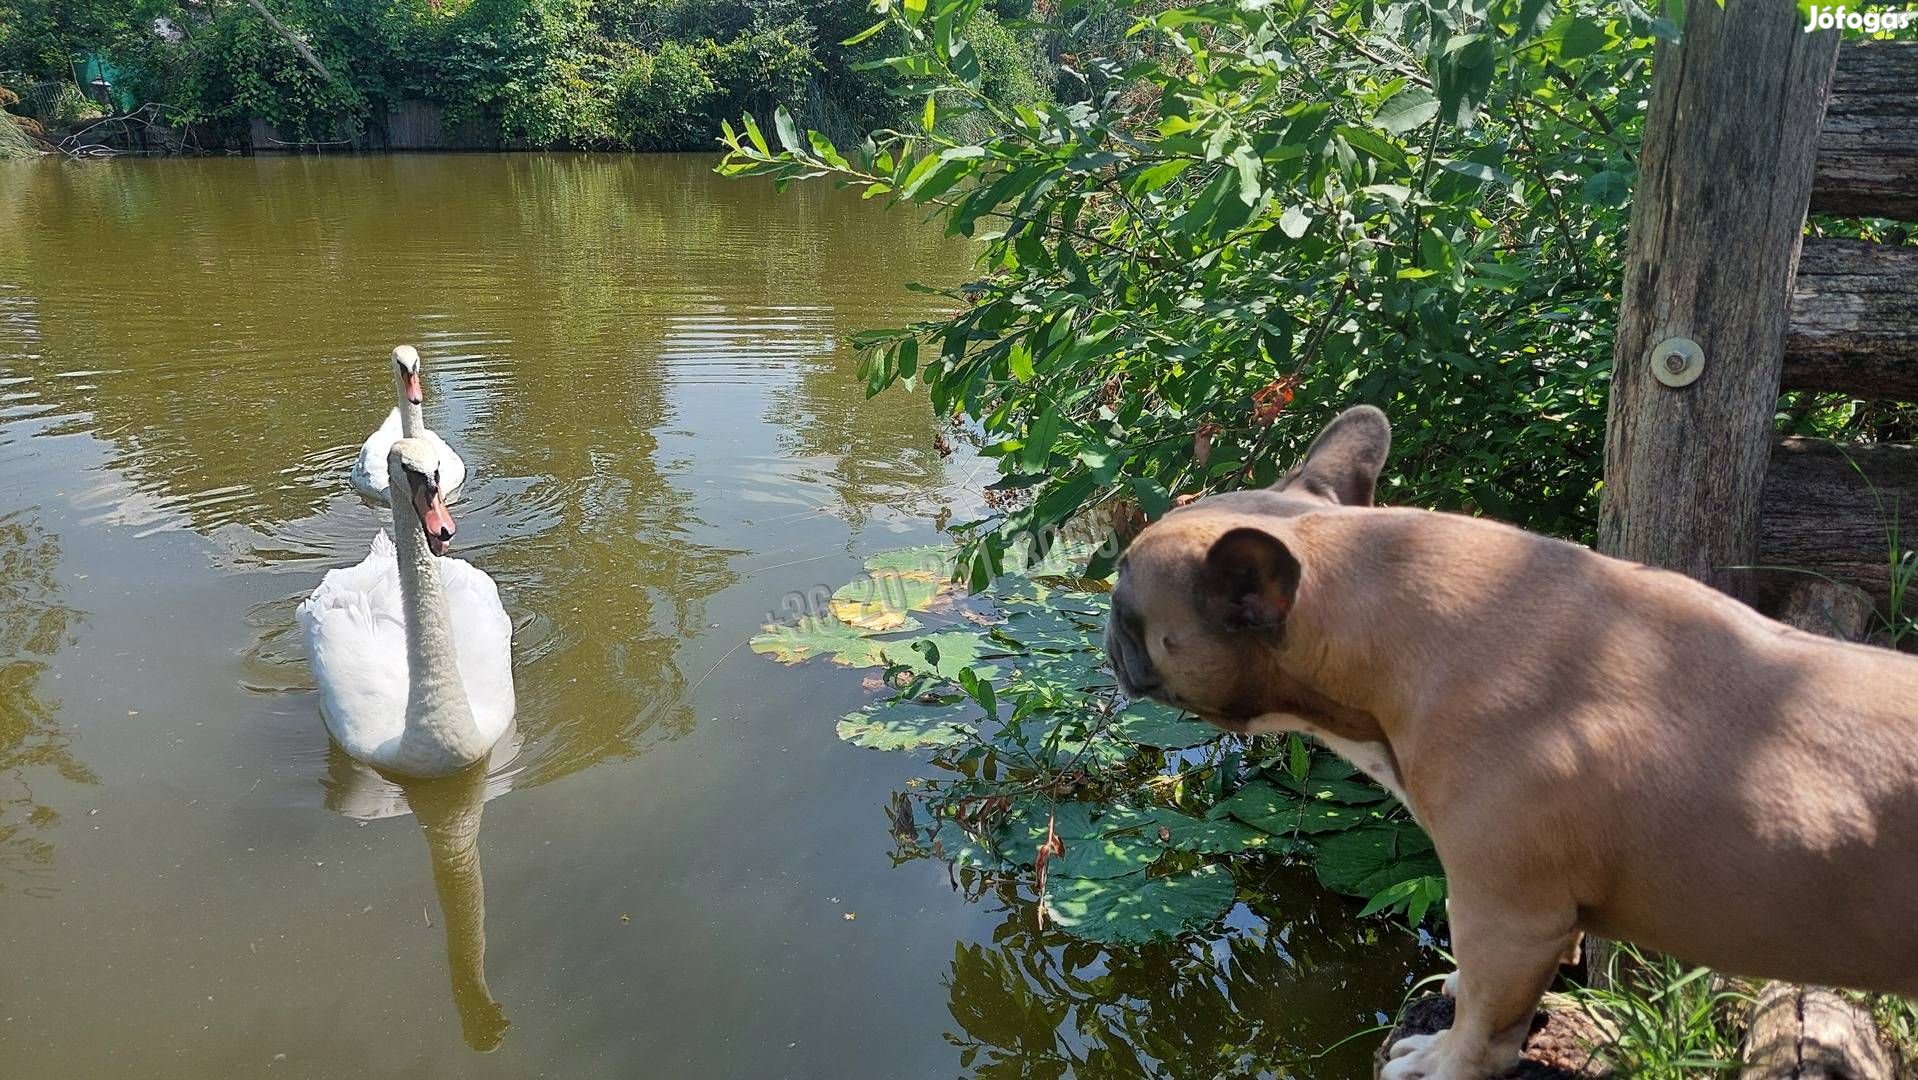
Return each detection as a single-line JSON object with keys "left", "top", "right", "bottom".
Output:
{"left": 1301, "top": 506, "right": 1918, "bottom": 991}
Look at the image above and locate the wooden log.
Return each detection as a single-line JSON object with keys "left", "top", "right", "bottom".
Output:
{"left": 1811, "top": 41, "right": 1918, "bottom": 222}
{"left": 1375, "top": 994, "right": 1613, "bottom": 1079}
{"left": 1759, "top": 437, "right": 1915, "bottom": 611}
{"left": 1782, "top": 239, "right": 1918, "bottom": 401}
{"left": 1772, "top": 576, "right": 1878, "bottom": 641}
{"left": 1597, "top": 4, "right": 1839, "bottom": 603}
{"left": 1739, "top": 982, "right": 1893, "bottom": 1080}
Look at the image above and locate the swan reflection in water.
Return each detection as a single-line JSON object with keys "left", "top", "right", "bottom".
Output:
{"left": 319, "top": 731, "right": 522, "bottom": 1052}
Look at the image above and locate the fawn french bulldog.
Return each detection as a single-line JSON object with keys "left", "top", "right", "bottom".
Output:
{"left": 1106, "top": 406, "right": 1918, "bottom": 1079}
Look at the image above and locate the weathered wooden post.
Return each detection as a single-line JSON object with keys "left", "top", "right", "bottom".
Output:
{"left": 1596, "top": 0, "right": 1838, "bottom": 601}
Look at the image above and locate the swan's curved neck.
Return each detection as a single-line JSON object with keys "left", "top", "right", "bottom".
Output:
{"left": 396, "top": 372, "right": 425, "bottom": 439}
{"left": 388, "top": 466, "right": 486, "bottom": 773}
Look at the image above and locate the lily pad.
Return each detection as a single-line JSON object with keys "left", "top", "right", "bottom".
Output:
{"left": 1110, "top": 805, "right": 1277, "bottom": 854}
{"left": 993, "top": 606, "right": 1101, "bottom": 653}
{"left": 749, "top": 616, "right": 915, "bottom": 668}
{"left": 1043, "top": 865, "right": 1236, "bottom": 944}
{"left": 927, "top": 818, "right": 1009, "bottom": 872}
{"left": 1271, "top": 755, "right": 1392, "bottom": 805}
{"left": 1313, "top": 823, "right": 1443, "bottom": 898}
{"left": 991, "top": 709, "right": 1131, "bottom": 770}
{"left": 1211, "top": 779, "right": 1390, "bottom": 835}
{"left": 1110, "top": 701, "right": 1222, "bottom": 750}
{"left": 836, "top": 699, "right": 978, "bottom": 752}
{"left": 993, "top": 799, "right": 1160, "bottom": 880}
{"left": 1001, "top": 648, "right": 1114, "bottom": 694}
{"left": 864, "top": 545, "right": 959, "bottom": 578}
{"left": 881, "top": 632, "right": 998, "bottom": 682}
{"left": 830, "top": 574, "right": 948, "bottom": 631}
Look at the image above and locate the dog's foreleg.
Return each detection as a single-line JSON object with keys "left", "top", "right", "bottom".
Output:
{"left": 1383, "top": 889, "right": 1574, "bottom": 1080}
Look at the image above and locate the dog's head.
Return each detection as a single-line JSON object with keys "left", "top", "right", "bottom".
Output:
{"left": 1106, "top": 406, "right": 1391, "bottom": 724}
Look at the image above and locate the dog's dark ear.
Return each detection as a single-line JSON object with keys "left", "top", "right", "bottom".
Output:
{"left": 1201, "top": 527, "right": 1301, "bottom": 633}
{"left": 1276, "top": 405, "right": 1391, "bottom": 506}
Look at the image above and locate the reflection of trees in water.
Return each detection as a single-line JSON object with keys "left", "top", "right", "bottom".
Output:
{"left": 5, "top": 154, "right": 968, "bottom": 785}
{"left": 0, "top": 512, "right": 95, "bottom": 895}
{"left": 938, "top": 867, "right": 1424, "bottom": 1078}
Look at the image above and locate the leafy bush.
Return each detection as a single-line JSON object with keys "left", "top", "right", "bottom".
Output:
{"left": 167, "top": 4, "right": 366, "bottom": 139}
{"left": 723, "top": 0, "right": 1658, "bottom": 586}
{"left": 0, "top": 0, "right": 920, "bottom": 151}
{"left": 610, "top": 40, "right": 716, "bottom": 149}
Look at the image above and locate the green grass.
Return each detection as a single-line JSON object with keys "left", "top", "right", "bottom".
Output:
{"left": 1560, "top": 945, "right": 1751, "bottom": 1077}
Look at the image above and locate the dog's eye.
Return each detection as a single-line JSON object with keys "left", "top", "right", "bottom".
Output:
{"left": 1161, "top": 635, "right": 1176, "bottom": 652}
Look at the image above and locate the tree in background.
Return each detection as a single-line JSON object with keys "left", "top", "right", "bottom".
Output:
{"left": 723, "top": 0, "right": 1656, "bottom": 582}
{"left": 0, "top": 0, "right": 1049, "bottom": 148}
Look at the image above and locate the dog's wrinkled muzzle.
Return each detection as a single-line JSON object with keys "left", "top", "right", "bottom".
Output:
{"left": 1106, "top": 617, "right": 1163, "bottom": 700}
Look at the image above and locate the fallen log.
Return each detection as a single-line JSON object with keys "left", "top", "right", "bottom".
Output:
{"left": 1739, "top": 983, "right": 1893, "bottom": 1080}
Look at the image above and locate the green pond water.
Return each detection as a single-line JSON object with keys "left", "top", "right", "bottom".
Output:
{"left": 0, "top": 154, "right": 1422, "bottom": 1078}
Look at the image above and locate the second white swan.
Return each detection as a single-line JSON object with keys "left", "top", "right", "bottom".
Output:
{"left": 351, "top": 345, "right": 468, "bottom": 504}
{"left": 300, "top": 438, "right": 513, "bottom": 776}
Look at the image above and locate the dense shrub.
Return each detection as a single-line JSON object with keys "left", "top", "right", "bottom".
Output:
{"left": 611, "top": 40, "right": 716, "bottom": 149}
{"left": 0, "top": 0, "right": 943, "bottom": 149}
{"left": 724, "top": 0, "right": 1656, "bottom": 582}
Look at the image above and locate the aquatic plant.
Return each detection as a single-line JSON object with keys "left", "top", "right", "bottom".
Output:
{"left": 754, "top": 543, "right": 1441, "bottom": 944}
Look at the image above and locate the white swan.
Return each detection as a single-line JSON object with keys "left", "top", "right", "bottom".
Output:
{"left": 300, "top": 438, "right": 513, "bottom": 776}
{"left": 351, "top": 345, "right": 467, "bottom": 504}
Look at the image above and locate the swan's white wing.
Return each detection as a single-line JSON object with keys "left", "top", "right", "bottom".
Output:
{"left": 421, "top": 428, "right": 469, "bottom": 499}
{"left": 351, "top": 408, "right": 403, "bottom": 504}
{"left": 440, "top": 556, "right": 515, "bottom": 743}
{"left": 297, "top": 532, "right": 409, "bottom": 760}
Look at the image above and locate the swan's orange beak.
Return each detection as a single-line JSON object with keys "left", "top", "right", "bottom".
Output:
{"left": 416, "top": 486, "right": 455, "bottom": 556}
{"left": 403, "top": 371, "right": 424, "bottom": 406}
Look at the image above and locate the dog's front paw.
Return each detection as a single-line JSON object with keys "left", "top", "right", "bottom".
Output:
{"left": 1382, "top": 1030, "right": 1485, "bottom": 1080}
{"left": 1382, "top": 1033, "right": 1442, "bottom": 1079}
{"left": 1440, "top": 971, "right": 1458, "bottom": 998}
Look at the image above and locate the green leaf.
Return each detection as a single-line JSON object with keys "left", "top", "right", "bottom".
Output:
{"left": 1440, "top": 159, "right": 1514, "bottom": 186}
{"left": 773, "top": 106, "right": 802, "bottom": 154}
{"left": 864, "top": 545, "right": 959, "bottom": 577}
{"left": 837, "top": 699, "right": 977, "bottom": 751}
{"left": 749, "top": 616, "right": 917, "bottom": 667}
{"left": 1434, "top": 35, "right": 1495, "bottom": 129}
{"left": 1313, "top": 824, "right": 1444, "bottom": 898}
{"left": 1333, "top": 124, "right": 1405, "bottom": 166}
{"left": 994, "top": 606, "right": 1100, "bottom": 653}
{"left": 882, "top": 631, "right": 997, "bottom": 682}
{"left": 1108, "top": 805, "right": 1276, "bottom": 854}
{"left": 1021, "top": 406, "right": 1062, "bottom": 471}
{"left": 841, "top": 20, "right": 887, "bottom": 47}
{"left": 1043, "top": 865, "right": 1235, "bottom": 944}
{"left": 1109, "top": 701, "right": 1221, "bottom": 749}
{"left": 1583, "top": 169, "right": 1632, "bottom": 207}
{"left": 927, "top": 817, "right": 1005, "bottom": 871}
{"left": 1214, "top": 778, "right": 1390, "bottom": 835}
{"left": 1131, "top": 158, "right": 1192, "bottom": 194}
{"left": 996, "top": 800, "right": 1160, "bottom": 879}
{"left": 1374, "top": 86, "right": 1439, "bottom": 135}
{"left": 1278, "top": 204, "right": 1312, "bottom": 239}
{"left": 1554, "top": 16, "right": 1608, "bottom": 60}
{"left": 1129, "top": 476, "right": 1172, "bottom": 520}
